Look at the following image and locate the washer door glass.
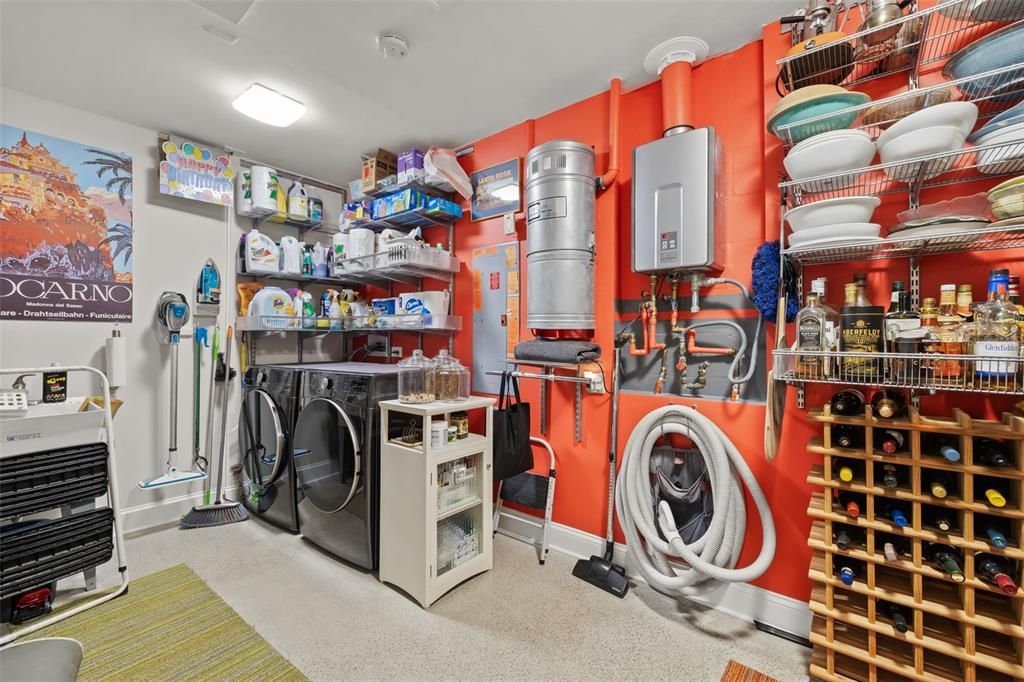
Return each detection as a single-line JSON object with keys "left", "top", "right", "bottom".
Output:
{"left": 293, "top": 397, "right": 361, "bottom": 513}
{"left": 239, "top": 389, "right": 285, "bottom": 487}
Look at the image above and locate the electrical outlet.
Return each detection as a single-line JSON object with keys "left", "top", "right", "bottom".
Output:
{"left": 390, "top": 346, "right": 403, "bottom": 359}
{"left": 583, "top": 370, "right": 605, "bottom": 394}
{"left": 367, "top": 334, "right": 388, "bottom": 357}
{"left": 503, "top": 212, "right": 516, "bottom": 235}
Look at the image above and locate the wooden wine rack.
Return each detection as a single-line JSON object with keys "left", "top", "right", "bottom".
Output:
{"left": 807, "top": 405, "right": 1024, "bottom": 682}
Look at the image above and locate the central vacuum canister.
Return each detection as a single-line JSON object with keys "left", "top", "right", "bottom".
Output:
{"left": 525, "top": 140, "right": 596, "bottom": 339}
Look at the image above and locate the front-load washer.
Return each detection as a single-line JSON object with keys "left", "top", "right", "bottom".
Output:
{"left": 292, "top": 362, "right": 398, "bottom": 569}
{"left": 238, "top": 364, "right": 301, "bottom": 532}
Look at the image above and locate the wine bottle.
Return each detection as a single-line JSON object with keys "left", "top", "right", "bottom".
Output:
{"left": 836, "top": 490, "right": 864, "bottom": 518}
{"left": 978, "top": 477, "right": 1009, "bottom": 508}
{"left": 921, "top": 433, "right": 961, "bottom": 463}
{"left": 833, "top": 458, "right": 863, "bottom": 483}
{"left": 871, "top": 389, "right": 907, "bottom": 419}
{"left": 874, "top": 429, "right": 906, "bottom": 454}
{"left": 833, "top": 425, "right": 865, "bottom": 450}
{"left": 834, "top": 557, "right": 861, "bottom": 586}
{"left": 883, "top": 541, "right": 901, "bottom": 562}
{"left": 975, "top": 438, "right": 1012, "bottom": 467}
{"left": 978, "top": 517, "right": 1010, "bottom": 549}
{"left": 924, "top": 505, "right": 956, "bottom": 533}
{"left": 831, "top": 389, "right": 866, "bottom": 416}
{"left": 876, "top": 462, "right": 903, "bottom": 488}
{"left": 975, "top": 553, "right": 1020, "bottom": 595}
{"left": 926, "top": 471, "right": 954, "bottom": 499}
{"left": 834, "top": 526, "right": 863, "bottom": 551}
{"left": 878, "top": 600, "right": 909, "bottom": 633}
{"left": 885, "top": 503, "right": 910, "bottom": 528}
{"left": 927, "top": 543, "right": 965, "bottom": 583}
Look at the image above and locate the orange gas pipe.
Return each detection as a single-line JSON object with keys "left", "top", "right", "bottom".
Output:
{"left": 660, "top": 60, "right": 694, "bottom": 134}
{"left": 598, "top": 77, "right": 621, "bottom": 189}
{"left": 686, "top": 329, "right": 735, "bottom": 356}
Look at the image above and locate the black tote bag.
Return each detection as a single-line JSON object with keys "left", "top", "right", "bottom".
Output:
{"left": 492, "top": 371, "right": 533, "bottom": 481}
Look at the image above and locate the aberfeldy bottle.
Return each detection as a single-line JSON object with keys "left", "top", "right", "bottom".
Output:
{"left": 840, "top": 279, "right": 884, "bottom": 379}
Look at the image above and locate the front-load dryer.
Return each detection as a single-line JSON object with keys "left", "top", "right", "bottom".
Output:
{"left": 292, "top": 363, "right": 398, "bottom": 569}
{"left": 238, "top": 365, "right": 301, "bottom": 532}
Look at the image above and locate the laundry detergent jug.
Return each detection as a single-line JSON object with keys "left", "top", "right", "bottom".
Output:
{"left": 280, "top": 235, "right": 302, "bottom": 275}
{"left": 245, "top": 228, "right": 280, "bottom": 274}
{"left": 248, "top": 286, "right": 294, "bottom": 328}
{"left": 287, "top": 180, "right": 309, "bottom": 222}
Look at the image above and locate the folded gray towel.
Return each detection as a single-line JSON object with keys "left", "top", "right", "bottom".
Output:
{"left": 514, "top": 339, "right": 601, "bottom": 364}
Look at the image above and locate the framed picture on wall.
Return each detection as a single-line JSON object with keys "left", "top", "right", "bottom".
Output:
{"left": 470, "top": 158, "right": 520, "bottom": 221}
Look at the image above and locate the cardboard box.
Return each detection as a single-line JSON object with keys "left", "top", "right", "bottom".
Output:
{"left": 361, "top": 148, "right": 397, "bottom": 193}
{"left": 398, "top": 148, "right": 425, "bottom": 184}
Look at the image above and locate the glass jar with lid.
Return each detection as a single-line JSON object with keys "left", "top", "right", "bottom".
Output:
{"left": 398, "top": 350, "right": 436, "bottom": 403}
{"left": 433, "top": 350, "right": 470, "bottom": 402}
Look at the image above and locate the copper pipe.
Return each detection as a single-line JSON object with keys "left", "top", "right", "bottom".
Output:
{"left": 648, "top": 274, "right": 665, "bottom": 351}
{"left": 686, "top": 329, "right": 736, "bottom": 356}
{"left": 669, "top": 276, "right": 681, "bottom": 334}
{"left": 598, "top": 77, "right": 621, "bottom": 190}
{"left": 661, "top": 60, "right": 694, "bottom": 135}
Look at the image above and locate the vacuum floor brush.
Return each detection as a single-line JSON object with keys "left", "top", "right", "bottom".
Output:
{"left": 181, "top": 325, "right": 248, "bottom": 528}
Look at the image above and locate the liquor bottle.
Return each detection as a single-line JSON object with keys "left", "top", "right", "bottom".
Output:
{"left": 885, "top": 281, "right": 922, "bottom": 349}
{"left": 927, "top": 543, "right": 966, "bottom": 583}
{"left": 831, "top": 389, "right": 866, "bottom": 416}
{"left": 887, "top": 280, "right": 905, "bottom": 315}
{"left": 878, "top": 600, "right": 909, "bottom": 633}
{"left": 833, "top": 458, "right": 863, "bottom": 483}
{"left": 874, "top": 428, "right": 906, "bottom": 454}
{"left": 1009, "top": 275, "right": 1021, "bottom": 306}
{"left": 884, "top": 502, "right": 910, "bottom": 528}
{"left": 974, "top": 437, "right": 1012, "bottom": 467}
{"left": 834, "top": 526, "right": 863, "bottom": 551}
{"left": 925, "top": 470, "right": 954, "bottom": 499}
{"left": 796, "top": 287, "right": 829, "bottom": 378}
{"left": 975, "top": 553, "right": 1020, "bottom": 595}
{"left": 840, "top": 277, "right": 884, "bottom": 378}
{"left": 978, "top": 518, "right": 1010, "bottom": 549}
{"left": 924, "top": 505, "right": 956, "bottom": 533}
{"left": 934, "top": 284, "right": 964, "bottom": 382}
{"left": 871, "top": 389, "right": 907, "bottom": 419}
{"left": 836, "top": 490, "right": 865, "bottom": 518}
{"left": 977, "top": 477, "right": 1009, "bottom": 508}
{"left": 834, "top": 557, "right": 862, "bottom": 586}
{"left": 921, "top": 433, "right": 961, "bottom": 462}
{"left": 882, "top": 539, "right": 902, "bottom": 562}
{"left": 919, "top": 297, "right": 943, "bottom": 375}
{"left": 876, "top": 462, "right": 903, "bottom": 489}
{"left": 833, "top": 425, "right": 865, "bottom": 450}
{"left": 957, "top": 283, "right": 975, "bottom": 323}
{"left": 974, "top": 269, "right": 1021, "bottom": 386}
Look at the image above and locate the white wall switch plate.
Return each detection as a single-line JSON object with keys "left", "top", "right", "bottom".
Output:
{"left": 503, "top": 213, "right": 516, "bottom": 235}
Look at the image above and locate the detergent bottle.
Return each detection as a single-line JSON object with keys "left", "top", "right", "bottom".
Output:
{"left": 312, "top": 242, "right": 328, "bottom": 278}
{"left": 301, "top": 292, "right": 316, "bottom": 330}
{"left": 290, "top": 288, "right": 304, "bottom": 328}
{"left": 287, "top": 180, "right": 309, "bottom": 222}
{"left": 329, "top": 293, "right": 343, "bottom": 330}
{"left": 332, "top": 231, "right": 348, "bottom": 276}
{"left": 301, "top": 243, "right": 313, "bottom": 276}
{"left": 245, "top": 228, "right": 280, "bottom": 274}
{"left": 280, "top": 235, "right": 302, "bottom": 275}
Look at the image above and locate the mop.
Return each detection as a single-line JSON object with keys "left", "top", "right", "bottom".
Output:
{"left": 138, "top": 292, "right": 207, "bottom": 489}
{"left": 181, "top": 325, "right": 249, "bottom": 527}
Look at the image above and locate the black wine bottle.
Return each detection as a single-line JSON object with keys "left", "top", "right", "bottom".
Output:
{"left": 833, "top": 458, "right": 863, "bottom": 483}
{"left": 882, "top": 540, "right": 902, "bottom": 562}
{"left": 977, "top": 476, "right": 1010, "bottom": 508}
{"left": 876, "top": 462, "right": 903, "bottom": 488}
{"left": 836, "top": 490, "right": 865, "bottom": 518}
{"left": 834, "top": 557, "right": 861, "bottom": 586}
{"left": 975, "top": 553, "right": 1020, "bottom": 595}
{"left": 833, "top": 526, "right": 863, "bottom": 551}
{"left": 978, "top": 517, "right": 1010, "bottom": 549}
{"left": 878, "top": 600, "right": 909, "bottom": 633}
{"left": 884, "top": 503, "right": 910, "bottom": 529}
{"left": 927, "top": 543, "right": 965, "bottom": 583}
{"left": 975, "top": 438, "right": 1012, "bottom": 468}
{"left": 923, "top": 505, "right": 956, "bottom": 533}
{"left": 874, "top": 429, "right": 906, "bottom": 455}
{"left": 831, "top": 389, "right": 866, "bottom": 416}
{"left": 871, "top": 390, "right": 907, "bottom": 419}
{"left": 833, "top": 425, "right": 865, "bottom": 450}
{"left": 925, "top": 471, "right": 954, "bottom": 499}
{"left": 921, "top": 433, "right": 961, "bottom": 463}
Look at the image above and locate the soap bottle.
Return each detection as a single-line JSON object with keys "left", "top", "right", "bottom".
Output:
{"left": 288, "top": 180, "right": 309, "bottom": 222}
{"left": 290, "top": 288, "right": 304, "bottom": 329}
{"left": 301, "top": 243, "right": 313, "bottom": 277}
{"left": 312, "top": 242, "right": 328, "bottom": 278}
{"left": 329, "top": 293, "right": 342, "bottom": 330}
{"left": 302, "top": 292, "right": 316, "bottom": 330}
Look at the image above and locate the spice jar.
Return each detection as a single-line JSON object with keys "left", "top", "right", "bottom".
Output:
{"left": 398, "top": 349, "right": 436, "bottom": 403}
{"left": 450, "top": 411, "right": 469, "bottom": 439}
{"left": 433, "top": 350, "right": 471, "bottom": 402}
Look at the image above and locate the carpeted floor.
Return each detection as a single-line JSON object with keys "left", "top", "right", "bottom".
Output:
{"left": 25, "top": 564, "right": 306, "bottom": 681}
{"left": 721, "top": 659, "right": 779, "bottom": 682}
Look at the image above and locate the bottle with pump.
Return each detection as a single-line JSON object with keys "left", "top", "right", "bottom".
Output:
{"left": 878, "top": 600, "right": 909, "bottom": 633}
{"left": 975, "top": 553, "right": 1020, "bottom": 595}
{"left": 927, "top": 543, "right": 966, "bottom": 583}
{"left": 922, "top": 433, "right": 962, "bottom": 463}
{"left": 833, "top": 425, "right": 865, "bottom": 449}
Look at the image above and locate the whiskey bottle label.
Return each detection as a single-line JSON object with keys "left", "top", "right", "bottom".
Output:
{"left": 798, "top": 316, "right": 823, "bottom": 366}
{"left": 840, "top": 310, "right": 884, "bottom": 375}
{"left": 975, "top": 340, "right": 1019, "bottom": 378}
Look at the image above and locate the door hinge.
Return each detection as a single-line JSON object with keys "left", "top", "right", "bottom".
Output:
{"left": 429, "top": 472, "right": 433, "bottom": 484}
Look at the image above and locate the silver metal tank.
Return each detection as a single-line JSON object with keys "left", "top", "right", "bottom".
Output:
{"left": 525, "top": 140, "right": 596, "bottom": 337}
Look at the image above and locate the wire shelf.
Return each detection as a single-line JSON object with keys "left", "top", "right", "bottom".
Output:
{"left": 237, "top": 246, "right": 458, "bottom": 287}
{"left": 237, "top": 314, "right": 462, "bottom": 334}
{"left": 775, "top": 63, "right": 1024, "bottom": 147}
{"left": 780, "top": 138, "right": 1024, "bottom": 208}
{"left": 773, "top": 349, "right": 1024, "bottom": 395}
{"left": 775, "top": 0, "right": 1024, "bottom": 93}
{"left": 783, "top": 222, "right": 1024, "bottom": 265}
{"left": 353, "top": 205, "right": 461, "bottom": 232}
{"left": 365, "top": 179, "right": 453, "bottom": 200}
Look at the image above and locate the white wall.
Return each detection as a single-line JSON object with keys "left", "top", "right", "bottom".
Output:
{"left": 0, "top": 87, "right": 245, "bottom": 530}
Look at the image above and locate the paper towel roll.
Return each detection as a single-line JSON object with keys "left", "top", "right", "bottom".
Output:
{"left": 105, "top": 330, "right": 127, "bottom": 387}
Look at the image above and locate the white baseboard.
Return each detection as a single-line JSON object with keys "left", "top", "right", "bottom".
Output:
{"left": 495, "top": 507, "right": 812, "bottom": 640}
{"left": 119, "top": 486, "right": 240, "bottom": 534}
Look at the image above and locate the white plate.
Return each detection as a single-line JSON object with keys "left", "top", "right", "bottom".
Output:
{"left": 790, "top": 129, "right": 873, "bottom": 156}
{"left": 975, "top": 120, "right": 1024, "bottom": 174}
{"left": 788, "top": 222, "right": 880, "bottom": 247}
{"left": 876, "top": 102, "right": 979, "bottom": 151}
{"left": 887, "top": 220, "right": 990, "bottom": 240}
{"left": 784, "top": 196, "right": 881, "bottom": 232}
{"left": 785, "top": 235, "right": 885, "bottom": 251}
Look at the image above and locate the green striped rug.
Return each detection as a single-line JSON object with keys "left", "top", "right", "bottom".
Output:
{"left": 26, "top": 564, "right": 306, "bottom": 681}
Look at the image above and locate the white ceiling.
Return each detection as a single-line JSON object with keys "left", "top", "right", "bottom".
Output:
{"left": 0, "top": 0, "right": 791, "bottom": 185}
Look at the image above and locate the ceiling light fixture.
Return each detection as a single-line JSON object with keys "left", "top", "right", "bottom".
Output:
{"left": 232, "top": 83, "right": 305, "bottom": 127}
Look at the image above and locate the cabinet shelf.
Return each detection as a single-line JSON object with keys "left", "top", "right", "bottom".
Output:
{"left": 352, "top": 205, "right": 460, "bottom": 232}
{"left": 237, "top": 247, "right": 459, "bottom": 288}
{"left": 237, "top": 314, "right": 461, "bottom": 334}
{"left": 436, "top": 496, "right": 482, "bottom": 522}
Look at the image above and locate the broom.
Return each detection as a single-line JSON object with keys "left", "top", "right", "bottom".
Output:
{"left": 181, "top": 325, "right": 249, "bottom": 528}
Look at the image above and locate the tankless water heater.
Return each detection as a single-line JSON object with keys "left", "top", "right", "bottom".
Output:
{"left": 631, "top": 127, "right": 721, "bottom": 273}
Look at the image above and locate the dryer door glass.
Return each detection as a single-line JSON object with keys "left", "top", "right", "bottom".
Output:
{"left": 239, "top": 389, "right": 286, "bottom": 488}
{"left": 293, "top": 397, "right": 361, "bottom": 513}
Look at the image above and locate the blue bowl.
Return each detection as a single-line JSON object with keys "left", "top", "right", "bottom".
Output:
{"left": 943, "top": 22, "right": 1024, "bottom": 99}
{"left": 768, "top": 92, "right": 871, "bottom": 143}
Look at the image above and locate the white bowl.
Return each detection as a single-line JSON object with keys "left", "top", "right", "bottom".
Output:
{"left": 784, "top": 196, "right": 881, "bottom": 232}
{"left": 879, "top": 125, "right": 966, "bottom": 182}
{"left": 975, "top": 120, "right": 1024, "bottom": 175}
{"left": 788, "top": 222, "right": 880, "bottom": 248}
{"left": 790, "top": 129, "right": 872, "bottom": 156}
{"left": 876, "top": 101, "right": 979, "bottom": 151}
{"left": 784, "top": 133, "right": 876, "bottom": 192}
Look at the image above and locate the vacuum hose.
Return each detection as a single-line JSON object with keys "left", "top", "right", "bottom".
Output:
{"left": 615, "top": 405, "right": 776, "bottom": 595}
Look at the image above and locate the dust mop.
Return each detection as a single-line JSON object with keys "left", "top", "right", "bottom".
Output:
{"left": 181, "top": 325, "right": 248, "bottom": 527}
{"left": 139, "top": 292, "right": 208, "bottom": 489}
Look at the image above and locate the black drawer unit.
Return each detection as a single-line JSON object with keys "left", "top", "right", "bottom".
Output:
{"left": 0, "top": 442, "right": 109, "bottom": 519}
{"left": 0, "top": 507, "right": 115, "bottom": 599}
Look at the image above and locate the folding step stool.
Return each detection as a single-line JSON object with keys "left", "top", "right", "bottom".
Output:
{"left": 493, "top": 436, "right": 557, "bottom": 564}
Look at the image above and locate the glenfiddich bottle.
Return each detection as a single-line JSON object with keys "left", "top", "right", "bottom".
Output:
{"left": 974, "top": 269, "right": 1021, "bottom": 387}
{"left": 927, "top": 543, "right": 966, "bottom": 583}
{"left": 840, "top": 277, "right": 884, "bottom": 379}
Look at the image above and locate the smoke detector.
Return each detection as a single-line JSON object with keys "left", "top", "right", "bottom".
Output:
{"left": 377, "top": 34, "right": 409, "bottom": 60}
{"left": 644, "top": 36, "right": 710, "bottom": 76}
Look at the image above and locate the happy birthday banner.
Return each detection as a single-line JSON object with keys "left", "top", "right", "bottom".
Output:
{"left": 158, "top": 132, "right": 234, "bottom": 207}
